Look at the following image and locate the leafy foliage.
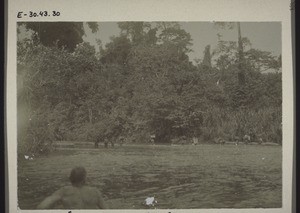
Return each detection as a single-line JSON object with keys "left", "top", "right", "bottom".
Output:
{"left": 19, "top": 22, "right": 99, "bottom": 51}
{"left": 17, "top": 22, "right": 282, "bottom": 154}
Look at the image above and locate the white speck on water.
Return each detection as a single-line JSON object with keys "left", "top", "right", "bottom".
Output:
{"left": 144, "top": 197, "right": 157, "bottom": 206}
{"left": 24, "top": 155, "right": 29, "bottom": 160}
{"left": 262, "top": 157, "right": 265, "bottom": 160}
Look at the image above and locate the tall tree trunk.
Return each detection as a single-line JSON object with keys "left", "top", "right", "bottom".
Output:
{"left": 202, "top": 45, "right": 212, "bottom": 69}
{"left": 237, "top": 22, "right": 245, "bottom": 85}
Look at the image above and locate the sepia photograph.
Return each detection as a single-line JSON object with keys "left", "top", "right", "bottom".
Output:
{"left": 16, "top": 21, "right": 283, "bottom": 210}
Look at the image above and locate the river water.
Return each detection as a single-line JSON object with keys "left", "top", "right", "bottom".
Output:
{"left": 18, "top": 144, "right": 282, "bottom": 209}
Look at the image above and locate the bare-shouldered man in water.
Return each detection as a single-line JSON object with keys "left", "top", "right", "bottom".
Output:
{"left": 37, "top": 167, "right": 106, "bottom": 209}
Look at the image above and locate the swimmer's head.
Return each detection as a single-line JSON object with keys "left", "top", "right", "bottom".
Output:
{"left": 69, "top": 166, "right": 87, "bottom": 186}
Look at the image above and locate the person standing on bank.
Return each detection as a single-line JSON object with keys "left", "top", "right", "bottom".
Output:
{"left": 104, "top": 138, "right": 108, "bottom": 148}
{"left": 37, "top": 167, "right": 106, "bottom": 209}
{"left": 95, "top": 136, "right": 101, "bottom": 148}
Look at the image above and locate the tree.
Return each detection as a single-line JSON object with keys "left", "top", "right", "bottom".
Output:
{"left": 236, "top": 22, "right": 246, "bottom": 85}
{"left": 214, "top": 22, "right": 246, "bottom": 85}
{"left": 18, "top": 22, "right": 99, "bottom": 51}
{"left": 157, "top": 22, "right": 193, "bottom": 55}
{"left": 125, "top": 41, "right": 204, "bottom": 143}
{"left": 244, "top": 49, "right": 282, "bottom": 72}
{"left": 201, "top": 45, "right": 212, "bottom": 69}
{"left": 17, "top": 42, "right": 73, "bottom": 153}
{"left": 100, "top": 35, "right": 132, "bottom": 65}
{"left": 118, "top": 22, "right": 158, "bottom": 45}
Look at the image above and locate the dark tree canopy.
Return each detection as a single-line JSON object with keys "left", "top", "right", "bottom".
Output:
{"left": 19, "top": 22, "right": 99, "bottom": 51}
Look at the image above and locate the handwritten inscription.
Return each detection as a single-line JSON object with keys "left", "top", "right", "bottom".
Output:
{"left": 17, "top": 11, "right": 61, "bottom": 18}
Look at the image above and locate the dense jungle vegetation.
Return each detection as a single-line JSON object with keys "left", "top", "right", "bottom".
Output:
{"left": 17, "top": 22, "right": 282, "bottom": 154}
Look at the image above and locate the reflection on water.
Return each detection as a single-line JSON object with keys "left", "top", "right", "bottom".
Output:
{"left": 18, "top": 144, "right": 282, "bottom": 209}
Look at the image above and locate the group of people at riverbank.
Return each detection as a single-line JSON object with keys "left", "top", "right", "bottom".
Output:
{"left": 93, "top": 133, "right": 278, "bottom": 148}
{"left": 215, "top": 134, "right": 265, "bottom": 145}
{"left": 94, "top": 139, "right": 114, "bottom": 148}
{"left": 94, "top": 136, "right": 126, "bottom": 148}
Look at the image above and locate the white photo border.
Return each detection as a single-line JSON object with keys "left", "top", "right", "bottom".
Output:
{"left": 7, "top": 0, "right": 293, "bottom": 212}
